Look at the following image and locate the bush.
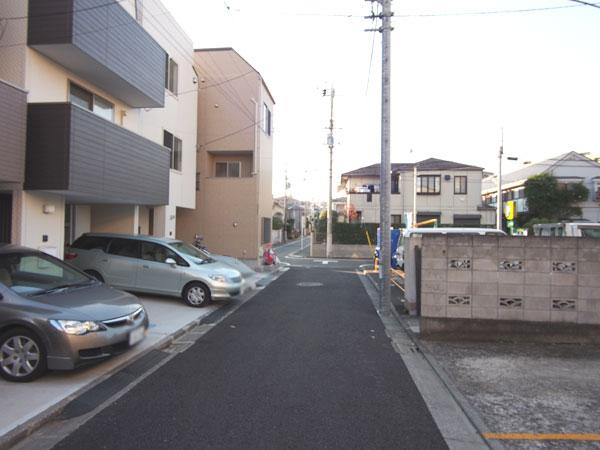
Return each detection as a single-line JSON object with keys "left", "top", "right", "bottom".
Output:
{"left": 314, "top": 221, "right": 378, "bottom": 245}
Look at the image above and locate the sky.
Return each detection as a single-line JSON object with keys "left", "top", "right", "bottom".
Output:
{"left": 161, "top": 0, "right": 600, "bottom": 202}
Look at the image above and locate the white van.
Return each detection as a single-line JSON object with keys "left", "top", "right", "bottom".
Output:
{"left": 532, "top": 222, "right": 600, "bottom": 238}
{"left": 395, "top": 227, "right": 507, "bottom": 269}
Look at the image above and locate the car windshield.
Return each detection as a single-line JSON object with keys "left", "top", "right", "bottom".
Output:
{"left": 170, "top": 242, "right": 215, "bottom": 264}
{"left": 0, "top": 252, "right": 92, "bottom": 296}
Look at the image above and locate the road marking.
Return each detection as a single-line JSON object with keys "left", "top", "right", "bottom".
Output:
{"left": 321, "top": 260, "right": 338, "bottom": 264}
{"left": 483, "top": 433, "right": 600, "bottom": 441}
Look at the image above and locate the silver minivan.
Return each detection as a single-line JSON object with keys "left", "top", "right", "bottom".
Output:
{"left": 65, "top": 234, "right": 243, "bottom": 307}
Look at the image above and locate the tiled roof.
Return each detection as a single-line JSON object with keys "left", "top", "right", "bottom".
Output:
{"left": 341, "top": 158, "right": 483, "bottom": 178}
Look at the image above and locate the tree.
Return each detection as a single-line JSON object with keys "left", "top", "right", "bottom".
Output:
{"left": 272, "top": 215, "right": 283, "bottom": 230}
{"left": 519, "top": 173, "right": 589, "bottom": 227}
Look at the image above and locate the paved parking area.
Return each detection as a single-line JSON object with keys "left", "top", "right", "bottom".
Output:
{"left": 0, "top": 295, "right": 221, "bottom": 440}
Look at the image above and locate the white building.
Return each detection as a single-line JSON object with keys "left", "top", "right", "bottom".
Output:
{"left": 0, "top": 0, "right": 197, "bottom": 257}
{"left": 341, "top": 158, "right": 495, "bottom": 227}
{"left": 482, "top": 151, "right": 600, "bottom": 222}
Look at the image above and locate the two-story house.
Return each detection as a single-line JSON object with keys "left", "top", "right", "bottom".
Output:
{"left": 341, "top": 158, "right": 495, "bottom": 227}
{"left": 177, "top": 48, "right": 275, "bottom": 260}
{"left": 482, "top": 151, "right": 600, "bottom": 222}
{"left": 0, "top": 0, "right": 197, "bottom": 257}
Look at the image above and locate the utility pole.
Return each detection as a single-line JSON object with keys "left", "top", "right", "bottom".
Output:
{"left": 323, "top": 87, "right": 335, "bottom": 259}
{"left": 497, "top": 130, "right": 503, "bottom": 231}
{"left": 284, "top": 172, "right": 289, "bottom": 243}
{"left": 366, "top": 0, "right": 393, "bottom": 315}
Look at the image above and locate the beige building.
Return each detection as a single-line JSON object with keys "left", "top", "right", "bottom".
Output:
{"left": 341, "top": 158, "right": 495, "bottom": 227}
{"left": 0, "top": 0, "right": 197, "bottom": 256}
{"left": 177, "top": 48, "right": 275, "bottom": 260}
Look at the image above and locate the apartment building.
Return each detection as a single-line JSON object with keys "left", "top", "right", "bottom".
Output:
{"left": 341, "top": 158, "right": 495, "bottom": 227}
{"left": 177, "top": 48, "right": 275, "bottom": 260}
{"left": 482, "top": 151, "right": 600, "bottom": 222}
{"left": 0, "top": 0, "right": 197, "bottom": 256}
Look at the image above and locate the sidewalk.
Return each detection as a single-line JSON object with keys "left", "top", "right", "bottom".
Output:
{"left": 0, "top": 268, "right": 281, "bottom": 448}
{"left": 364, "top": 268, "right": 600, "bottom": 450}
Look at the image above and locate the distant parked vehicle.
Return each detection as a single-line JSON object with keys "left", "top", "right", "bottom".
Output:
{"left": 66, "top": 233, "right": 243, "bottom": 307}
{"left": 0, "top": 245, "right": 148, "bottom": 382}
{"left": 532, "top": 222, "right": 600, "bottom": 238}
{"left": 395, "top": 227, "right": 507, "bottom": 269}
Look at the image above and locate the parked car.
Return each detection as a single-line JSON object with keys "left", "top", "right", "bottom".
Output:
{"left": 532, "top": 222, "right": 600, "bottom": 238}
{"left": 65, "top": 233, "right": 243, "bottom": 307}
{"left": 395, "top": 227, "right": 507, "bottom": 269}
{"left": 0, "top": 245, "right": 148, "bottom": 382}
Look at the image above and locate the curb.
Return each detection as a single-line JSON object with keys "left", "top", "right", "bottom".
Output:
{"left": 0, "top": 270, "right": 286, "bottom": 450}
{"left": 362, "top": 272, "right": 504, "bottom": 450}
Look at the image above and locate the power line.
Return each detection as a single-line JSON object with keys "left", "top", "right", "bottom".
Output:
{"left": 567, "top": 0, "right": 600, "bottom": 8}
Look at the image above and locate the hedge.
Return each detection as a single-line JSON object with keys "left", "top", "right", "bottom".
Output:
{"left": 314, "top": 222, "right": 379, "bottom": 245}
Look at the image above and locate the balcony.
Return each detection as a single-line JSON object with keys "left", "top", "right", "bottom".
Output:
{"left": 25, "top": 103, "right": 170, "bottom": 205}
{"left": 0, "top": 81, "right": 26, "bottom": 183}
{"left": 28, "top": 0, "right": 166, "bottom": 107}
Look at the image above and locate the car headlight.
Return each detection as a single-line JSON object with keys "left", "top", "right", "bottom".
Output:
{"left": 209, "top": 275, "right": 226, "bottom": 283}
{"left": 49, "top": 319, "right": 105, "bottom": 335}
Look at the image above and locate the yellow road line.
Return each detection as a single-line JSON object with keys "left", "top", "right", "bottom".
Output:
{"left": 483, "top": 433, "right": 600, "bottom": 441}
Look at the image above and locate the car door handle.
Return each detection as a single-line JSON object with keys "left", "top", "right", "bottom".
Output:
{"left": 143, "top": 265, "right": 150, "bottom": 269}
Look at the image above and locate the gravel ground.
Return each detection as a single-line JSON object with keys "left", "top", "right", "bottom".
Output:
{"left": 423, "top": 339, "right": 600, "bottom": 450}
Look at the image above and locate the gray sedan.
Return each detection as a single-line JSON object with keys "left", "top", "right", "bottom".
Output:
{"left": 0, "top": 245, "right": 148, "bottom": 382}
{"left": 66, "top": 234, "right": 243, "bottom": 307}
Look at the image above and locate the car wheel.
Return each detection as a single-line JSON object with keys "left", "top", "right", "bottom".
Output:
{"left": 0, "top": 328, "right": 47, "bottom": 382}
{"left": 183, "top": 282, "right": 211, "bottom": 307}
{"left": 85, "top": 270, "right": 104, "bottom": 282}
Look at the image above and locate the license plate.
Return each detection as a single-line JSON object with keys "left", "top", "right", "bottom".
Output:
{"left": 129, "top": 327, "right": 145, "bottom": 346}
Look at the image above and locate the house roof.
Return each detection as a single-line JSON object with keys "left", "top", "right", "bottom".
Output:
{"left": 341, "top": 158, "right": 483, "bottom": 179}
{"left": 482, "top": 151, "right": 600, "bottom": 192}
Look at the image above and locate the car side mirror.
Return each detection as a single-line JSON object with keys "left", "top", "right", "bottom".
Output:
{"left": 165, "top": 258, "right": 177, "bottom": 267}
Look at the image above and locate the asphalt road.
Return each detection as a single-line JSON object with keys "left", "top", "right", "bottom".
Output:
{"left": 275, "top": 238, "right": 373, "bottom": 270}
{"left": 53, "top": 266, "right": 447, "bottom": 450}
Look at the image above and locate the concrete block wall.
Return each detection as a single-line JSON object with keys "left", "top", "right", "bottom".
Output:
{"left": 417, "top": 235, "right": 600, "bottom": 326}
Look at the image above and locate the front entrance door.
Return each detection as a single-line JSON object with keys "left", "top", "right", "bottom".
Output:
{"left": 0, "top": 193, "right": 12, "bottom": 244}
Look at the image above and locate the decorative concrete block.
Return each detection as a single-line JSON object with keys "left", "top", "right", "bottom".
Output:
{"left": 552, "top": 261, "right": 577, "bottom": 273}
{"left": 472, "top": 294, "right": 498, "bottom": 308}
{"left": 472, "top": 271, "right": 498, "bottom": 283}
{"left": 551, "top": 285, "right": 578, "bottom": 299}
{"left": 526, "top": 247, "right": 551, "bottom": 260}
{"left": 447, "top": 305, "right": 472, "bottom": 318}
{"left": 550, "top": 272, "right": 577, "bottom": 286}
{"left": 578, "top": 274, "right": 600, "bottom": 288}
{"left": 526, "top": 260, "right": 551, "bottom": 273}
{"left": 551, "top": 299, "right": 577, "bottom": 311}
{"left": 448, "top": 246, "right": 473, "bottom": 258}
{"left": 578, "top": 311, "right": 600, "bottom": 324}
{"left": 422, "top": 280, "right": 446, "bottom": 294}
{"left": 499, "top": 260, "right": 523, "bottom": 271}
{"left": 421, "top": 305, "right": 446, "bottom": 318}
{"left": 447, "top": 281, "right": 471, "bottom": 295}
{"left": 525, "top": 272, "right": 550, "bottom": 285}
{"left": 448, "top": 295, "right": 471, "bottom": 306}
{"left": 448, "top": 258, "right": 471, "bottom": 270}
{"left": 498, "top": 247, "right": 525, "bottom": 260}
{"left": 473, "top": 283, "right": 497, "bottom": 296}
{"left": 524, "top": 310, "right": 551, "bottom": 322}
{"left": 422, "top": 258, "right": 447, "bottom": 270}
{"left": 447, "top": 270, "right": 472, "bottom": 283}
{"left": 579, "top": 287, "right": 600, "bottom": 301}
{"left": 472, "top": 259, "right": 498, "bottom": 271}
{"left": 551, "top": 311, "right": 577, "bottom": 323}
{"left": 524, "top": 297, "right": 550, "bottom": 310}
{"left": 524, "top": 284, "right": 550, "bottom": 299}
{"left": 422, "top": 269, "right": 447, "bottom": 282}
{"left": 498, "top": 271, "right": 525, "bottom": 285}
{"left": 498, "top": 284, "right": 524, "bottom": 297}
{"left": 472, "top": 307, "right": 498, "bottom": 320}
{"left": 498, "top": 308, "right": 524, "bottom": 321}
{"left": 422, "top": 293, "right": 447, "bottom": 306}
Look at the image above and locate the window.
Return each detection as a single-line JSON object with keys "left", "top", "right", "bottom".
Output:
{"left": 417, "top": 175, "right": 441, "bottom": 194}
{"left": 262, "top": 103, "right": 272, "bottom": 136}
{"left": 141, "top": 242, "right": 185, "bottom": 265}
{"left": 215, "top": 161, "right": 241, "bottom": 178}
{"left": 163, "top": 130, "right": 182, "bottom": 171}
{"left": 108, "top": 239, "right": 140, "bottom": 258}
{"left": 71, "top": 235, "right": 110, "bottom": 252}
{"left": 262, "top": 218, "right": 271, "bottom": 244}
{"left": 454, "top": 176, "right": 467, "bottom": 195}
{"left": 196, "top": 172, "right": 200, "bottom": 191}
{"left": 69, "top": 83, "right": 114, "bottom": 121}
{"left": 165, "top": 57, "right": 178, "bottom": 94}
